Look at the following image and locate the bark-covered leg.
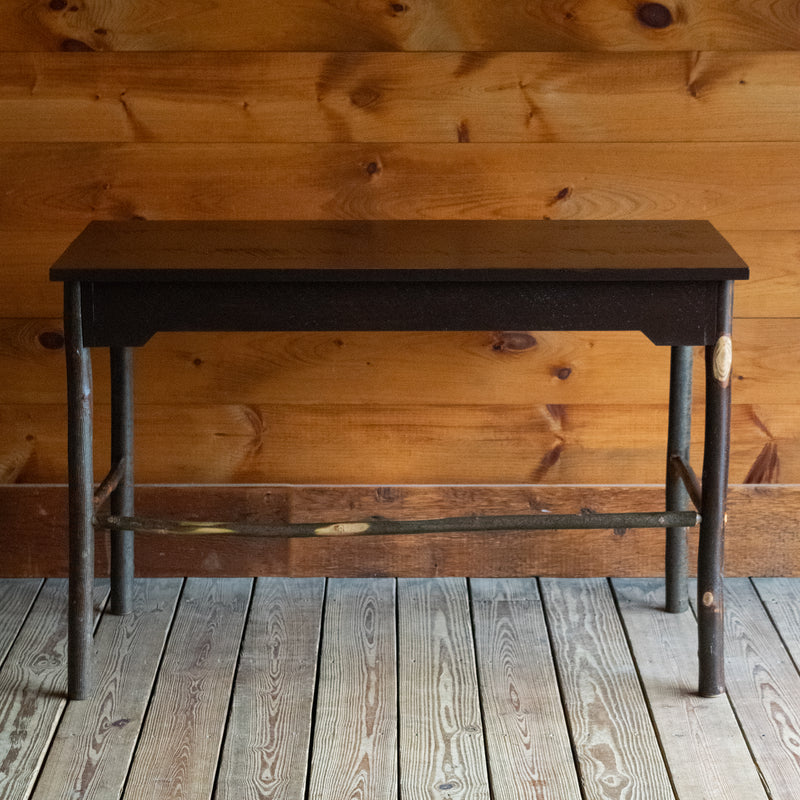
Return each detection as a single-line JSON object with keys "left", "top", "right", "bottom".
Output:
{"left": 665, "top": 345, "right": 693, "bottom": 613}
{"left": 66, "top": 282, "right": 94, "bottom": 700}
{"left": 697, "top": 281, "right": 734, "bottom": 697}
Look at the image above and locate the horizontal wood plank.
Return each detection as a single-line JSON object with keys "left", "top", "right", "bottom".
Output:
{"left": 2, "top": 400, "right": 798, "bottom": 485}
{"left": 1, "top": 484, "right": 798, "bottom": 578}
{"left": 722, "top": 230, "right": 800, "bottom": 317}
{"left": 1, "top": 319, "right": 796, "bottom": 408}
{"left": 2, "top": 143, "right": 800, "bottom": 231}
{"left": 3, "top": 52, "right": 800, "bottom": 144}
{"left": 1, "top": 0, "right": 798, "bottom": 51}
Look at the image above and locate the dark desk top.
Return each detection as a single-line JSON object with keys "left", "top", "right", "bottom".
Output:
{"left": 51, "top": 220, "right": 749, "bottom": 284}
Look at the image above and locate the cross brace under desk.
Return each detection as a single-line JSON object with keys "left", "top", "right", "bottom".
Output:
{"left": 50, "top": 219, "right": 750, "bottom": 700}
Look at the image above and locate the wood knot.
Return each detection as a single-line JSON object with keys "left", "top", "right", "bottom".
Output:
{"left": 389, "top": 2, "right": 407, "bottom": 14}
{"left": 49, "top": 0, "right": 67, "bottom": 9}
{"left": 491, "top": 331, "right": 537, "bottom": 352}
{"left": 38, "top": 330, "right": 64, "bottom": 350}
{"left": 61, "top": 38, "right": 94, "bottom": 51}
{"left": 712, "top": 335, "right": 732, "bottom": 384}
{"left": 548, "top": 186, "right": 572, "bottom": 206}
{"left": 365, "top": 160, "right": 382, "bottom": 176}
{"left": 636, "top": 3, "right": 673, "bottom": 29}
{"left": 554, "top": 366, "right": 572, "bottom": 380}
{"left": 350, "top": 86, "right": 381, "bottom": 109}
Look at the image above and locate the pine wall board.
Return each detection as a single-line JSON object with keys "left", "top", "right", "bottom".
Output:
{"left": 0, "top": 0, "right": 798, "bottom": 575}
{"left": 2, "top": 0, "right": 799, "bottom": 51}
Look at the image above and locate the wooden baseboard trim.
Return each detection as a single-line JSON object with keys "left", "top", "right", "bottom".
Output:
{"left": 1, "top": 484, "right": 797, "bottom": 578}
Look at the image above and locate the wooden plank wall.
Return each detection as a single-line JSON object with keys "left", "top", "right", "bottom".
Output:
{"left": 1, "top": 1, "right": 799, "bottom": 575}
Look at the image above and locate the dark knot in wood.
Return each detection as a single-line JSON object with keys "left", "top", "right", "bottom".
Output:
{"left": 636, "top": 3, "right": 673, "bottom": 29}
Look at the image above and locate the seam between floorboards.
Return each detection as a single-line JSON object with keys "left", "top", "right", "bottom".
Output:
{"left": 0, "top": 578, "right": 46, "bottom": 674}
{"left": 466, "top": 577, "right": 495, "bottom": 800}
{"left": 210, "top": 576, "right": 257, "bottom": 798}
{"left": 714, "top": 578, "right": 777, "bottom": 800}
{"left": 395, "top": 578, "right": 402, "bottom": 800}
{"left": 608, "top": 578, "right": 681, "bottom": 800}
{"left": 28, "top": 579, "right": 112, "bottom": 800}
{"left": 115, "top": 576, "right": 187, "bottom": 800}
{"left": 303, "top": 576, "right": 328, "bottom": 800}
{"left": 689, "top": 578, "right": 775, "bottom": 799}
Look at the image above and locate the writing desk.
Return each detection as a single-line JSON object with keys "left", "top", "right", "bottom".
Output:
{"left": 50, "top": 219, "right": 749, "bottom": 700}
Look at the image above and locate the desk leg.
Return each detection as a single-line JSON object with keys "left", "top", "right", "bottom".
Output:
{"left": 666, "top": 345, "right": 693, "bottom": 613}
{"left": 66, "top": 282, "right": 94, "bottom": 700}
{"left": 698, "top": 281, "right": 734, "bottom": 697}
{"left": 110, "top": 347, "right": 134, "bottom": 615}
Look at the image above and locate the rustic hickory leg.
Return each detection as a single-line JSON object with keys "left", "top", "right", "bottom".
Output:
{"left": 697, "top": 280, "right": 734, "bottom": 697}
{"left": 110, "top": 347, "right": 135, "bottom": 615}
{"left": 65, "top": 282, "right": 94, "bottom": 700}
{"left": 665, "top": 345, "right": 693, "bottom": 614}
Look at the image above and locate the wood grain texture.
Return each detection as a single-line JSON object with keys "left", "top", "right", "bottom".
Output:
{"left": 0, "top": 579, "right": 108, "bottom": 800}
{"left": 470, "top": 578, "right": 581, "bottom": 800}
{"left": 612, "top": 579, "right": 770, "bottom": 800}
{"left": 3, "top": 52, "right": 800, "bottom": 144}
{"left": 308, "top": 578, "right": 397, "bottom": 800}
{"left": 216, "top": 577, "right": 324, "bottom": 800}
{"left": 3, "top": 400, "right": 799, "bottom": 485}
{"left": 3, "top": 143, "right": 800, "bottom": 231}
{"left": 0, "top": 579, "right": 41, "bottom": 662}
{"left": 753, "top": 578, "right": 800, "bottom": 670}
{"left": 2, "top": 318, "right": 798, "bottom": 408}
{"left": 398, "top": 578, "right": 489, "bottom": 800}
{"left": 3, "top": 483, "right": 800, "bottom": 579}
{"left": 0, "top": 230, "right": 71, "bottom": 318}
{"left": 122, "top": 577, "right": 251, "bottom": 800}
{"left": 723, "top": 230, "right": 800, "bottom": 317}
{"left": 30, "top": 578, "right": 182, "bottom": 800}
{"left": 1, "top": 0, "right": 798, "bottom": 51}
{"left": 693, "top": 579, "right": 800, "bottom": 800}
{"left": 540, "top": 578, "right": 673, "bottom": 800}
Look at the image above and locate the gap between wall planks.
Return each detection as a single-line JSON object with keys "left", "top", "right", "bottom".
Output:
{"left": 1, "top": 484, "right": 798, "bottom": 579}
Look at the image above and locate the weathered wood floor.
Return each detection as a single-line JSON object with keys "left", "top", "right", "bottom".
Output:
{"left": 2, "top": 577, "right": 800, "bottom": 799}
